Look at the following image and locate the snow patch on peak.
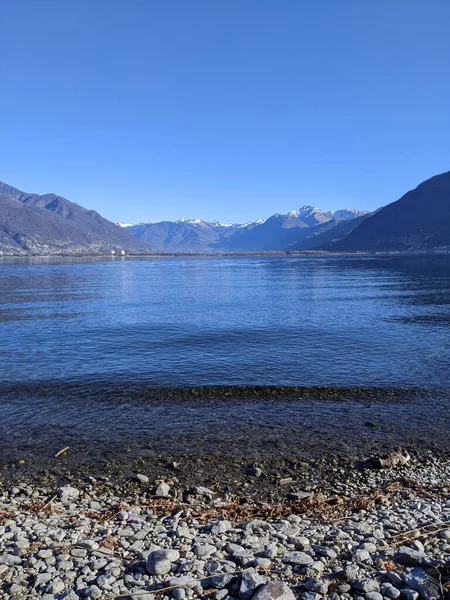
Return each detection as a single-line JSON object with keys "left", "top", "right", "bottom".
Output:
{"left": 177, "top": 218, "right": 204, "bottom": 225}
{"left": 330, "top": 208, "right": 369, "bottom": 220}
{"left": 298, "top": 205, "right": 323, "bottom": 215}
{"left": 116, "top": 221, "right": 135, "bottom": 228}
{"left": 207, "top": 220, "right": 233, "bottom": 228}
{"left": 237, "top": 218, "right": 266, "bottom": 228}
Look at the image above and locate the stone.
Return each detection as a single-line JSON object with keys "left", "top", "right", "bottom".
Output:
{"left": 85, "top": 586, "right": 102, "bottom": 599}
{"left": 167, "top": 576, "right": 197, "bottom": 589}
{"left": 210, "top": 574, "right": 236, "bottom": 588}
{"left": 246, "top": 467, "right": 262, "bottom": 477}
{"left": 287, "top": 491, "right": 313, "bottom": 501}
{"left": 313, "top": 545, "right": 337, "bottom": 559}
{"left": 34, "top": 573, "right": 54, "bottom": 587}
{"left": 193, "top": 486, "right": 215, "bottom": 495}
{"left": 381, "top": 583, "right": 401, "bottom": 599}
{"left": 194, "top": 544, "right": 217, "bottom": 558}
{"left": 0, "top": 554, "right": 22, "bottom": 566}
{"left": 301, "top": 593, "right": 321, "bottom": 600}
{"left": 360, "top": 543, "right": 377, "bottom": 553}
{"left": 400, "top": 590, "right": 419, "bottom": 600}
{"left": 387, "top": 572, "right": 404, "bottom": 588}
{"left": 136, "top": 474, "right": 149, "bottom": 484}
{"left": 343, "top": 563, "right": 359, "bottom": 580}
{"left": 290, "top": 536, "right": 310, "bottom": 548}
{"left": 352, "top": 579, "right": 380, "bottom": 593}
{"left": 155, "top": 482, "right": 171, "bottom": 498}
{"left": 365, "top": 593, "right": 383, "bottom": 600}
{"left": 239, "top": 572, "right": 268, "bottom": 600}
{"left": 355, "top": 549, "right": 371, "bottom": 562}
{"left": 48, "top": 580, "right": 65, "bottom": 594}
{"left": 403, "top": 568, "right": 441, "bottom": 600}
{"left": 282, "top": 551, "right": 314, "bottom": 566}
{"left": 395, "top": 546, "right": 433, "bottom": 568}
{"left": 58, "top": 486, "right": 80, "bottom": 503}
{"left": 156, "top": 549, "right": 180, "bottom": 562}
{"left": 252, "top": 582, "right": 296, "bottom": 600}
{"left": 172, "top": 589, "right": 186, "bottom": 600}
{"left": 304, "top": 578, "right": 329, "bottom": 594}
{"left": 211, "top": 520, "right": 233, "bottom": 535}
{"left": 146, "top": 556, "right": 172, "bottom": 576}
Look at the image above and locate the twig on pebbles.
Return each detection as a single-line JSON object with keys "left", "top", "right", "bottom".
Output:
{"left": 41, "top": 494, "right": 58, "bottom": 510}
{"left": 391, "top": 520, "right": 450, "bottom": 546}
{"left": 54, "top": 446, "right": 70, "bottom": 458}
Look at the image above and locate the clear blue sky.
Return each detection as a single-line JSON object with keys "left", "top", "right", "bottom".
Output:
{"left": 1, "top": 0, "right": 450, "bottom": 224}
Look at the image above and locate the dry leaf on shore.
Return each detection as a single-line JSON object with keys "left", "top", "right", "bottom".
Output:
{"left": 378, "top": 448, "right": 410, "bottom": 468}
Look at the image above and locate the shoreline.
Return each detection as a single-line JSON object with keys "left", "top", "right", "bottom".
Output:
{"left": 2, "top": 385, "right": 450, "bottom": 598}
{"left": 1, "top": 451, "right": 450, "bottom": 599}
{"left": 1, "top": 385, "right": 450, "bottom": 496}
{"left": 1, "top": 250, "right": 449, "bottom": 260}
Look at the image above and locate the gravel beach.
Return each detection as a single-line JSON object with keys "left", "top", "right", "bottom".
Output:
{"left": 1, "top": 451, "right": 450, "bottom": 600}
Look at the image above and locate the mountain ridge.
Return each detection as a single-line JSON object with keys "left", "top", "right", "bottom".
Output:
{"left": 4, "top": 170, "right": 448, "bottom": 256}
{"left": 123, "top": 206, "right": 368, "bottom": 253}
{"left": 0, "top": 181, "right": 153, "bottom": 256}
{"left": 328, "top": 170, "right": 450, "bottom": 252}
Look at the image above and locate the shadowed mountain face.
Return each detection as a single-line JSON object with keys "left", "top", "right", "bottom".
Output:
{"left": 125, "top": 206, "right": 368, "bottom": 253}
{"left": 287, "top": 214, "right": 373, "bottom": 252}
{"left": 0, "top": 182, "right": 153, "bottom": 256}
{"left": 329, "top": 171, "right": 450, "bottom": 252}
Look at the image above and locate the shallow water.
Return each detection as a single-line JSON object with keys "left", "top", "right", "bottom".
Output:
{"left": 0, "top": 254, "right": 449, "bottom": 453}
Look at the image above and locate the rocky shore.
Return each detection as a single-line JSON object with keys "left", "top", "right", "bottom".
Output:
{"left": 1, "top": 451, "right": 450, "bottom": 600}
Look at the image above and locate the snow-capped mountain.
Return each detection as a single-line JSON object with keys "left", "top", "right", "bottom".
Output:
{"left": 330, "top": 209, "right": 369, "bottom": 220}
{"left": 116, "top": 221, "right": 135, "bottom": 228}
{"left": 124, "top": 206, "right": 368, "bottom": 253}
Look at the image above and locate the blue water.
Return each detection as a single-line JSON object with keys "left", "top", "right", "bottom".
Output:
{"left": 1, "top": 254, "right": 449, "bottom": 389}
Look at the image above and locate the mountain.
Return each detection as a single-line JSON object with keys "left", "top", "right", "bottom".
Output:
{"left": 0, "top": 181, "right": 153, "bottom": 256}
{"left": 287, "top": 213, "right": 372, "bottom": 252}
{"left": 328, "top": 171, "right": 450, "bottom": 252}
{"left": 127, "top": 219, "right": 222, "bottom": 253}
{"left": 124, "top": 206, "right": 369, "bottom": 253}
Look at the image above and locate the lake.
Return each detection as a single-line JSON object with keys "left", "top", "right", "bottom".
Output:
{"left": 1, "top": 254, "right": 449, "bottom": 461}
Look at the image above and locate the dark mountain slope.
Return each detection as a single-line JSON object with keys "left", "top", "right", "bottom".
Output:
{"left": 0, "top": 181, "right": 153, "bottom": 255}
{"left": 287, "top": 214, "right": 372, "bottom": 252}
{"left": 330, "top": 171, "right": 450, "bottom": 252}
{"left": 0, "top": 194, "right": 100, "bottom": 255}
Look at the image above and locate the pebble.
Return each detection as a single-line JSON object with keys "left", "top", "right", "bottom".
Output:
{"left": 155, "top": 482, "right": 171, "bottom": 498}
{"left": 239, "top": 571, "right": 268, "bottom": 599}
{"left": 253, "top": 582, "right": 296, "bottom": 600}
{"left": 136, "top": 474, "right": 150, "bottom": 484}
{"left": 1, "top": 454, "right": 450, "bottom": 600}
{"left": 58, "top": 486, "right": 80, "bottom": 503}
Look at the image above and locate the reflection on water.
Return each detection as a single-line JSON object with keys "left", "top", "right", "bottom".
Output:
{"left": 0, "top": 254, "right": 449, "bottom": 389}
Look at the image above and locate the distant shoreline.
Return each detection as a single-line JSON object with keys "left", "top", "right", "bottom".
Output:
{"left": 0, "top": 249, "right": 449, "bottom": 259}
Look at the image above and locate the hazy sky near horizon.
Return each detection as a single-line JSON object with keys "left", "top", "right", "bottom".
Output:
{"left": 1, "top": 0, "right": 450, "bottom": 224}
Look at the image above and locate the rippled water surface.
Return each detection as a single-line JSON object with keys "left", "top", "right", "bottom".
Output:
{"left": 1, "top": 254, "right": 450, "bottom": 387}
{"left": 0, "top": 254, "right": 449, "bottom": 453}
